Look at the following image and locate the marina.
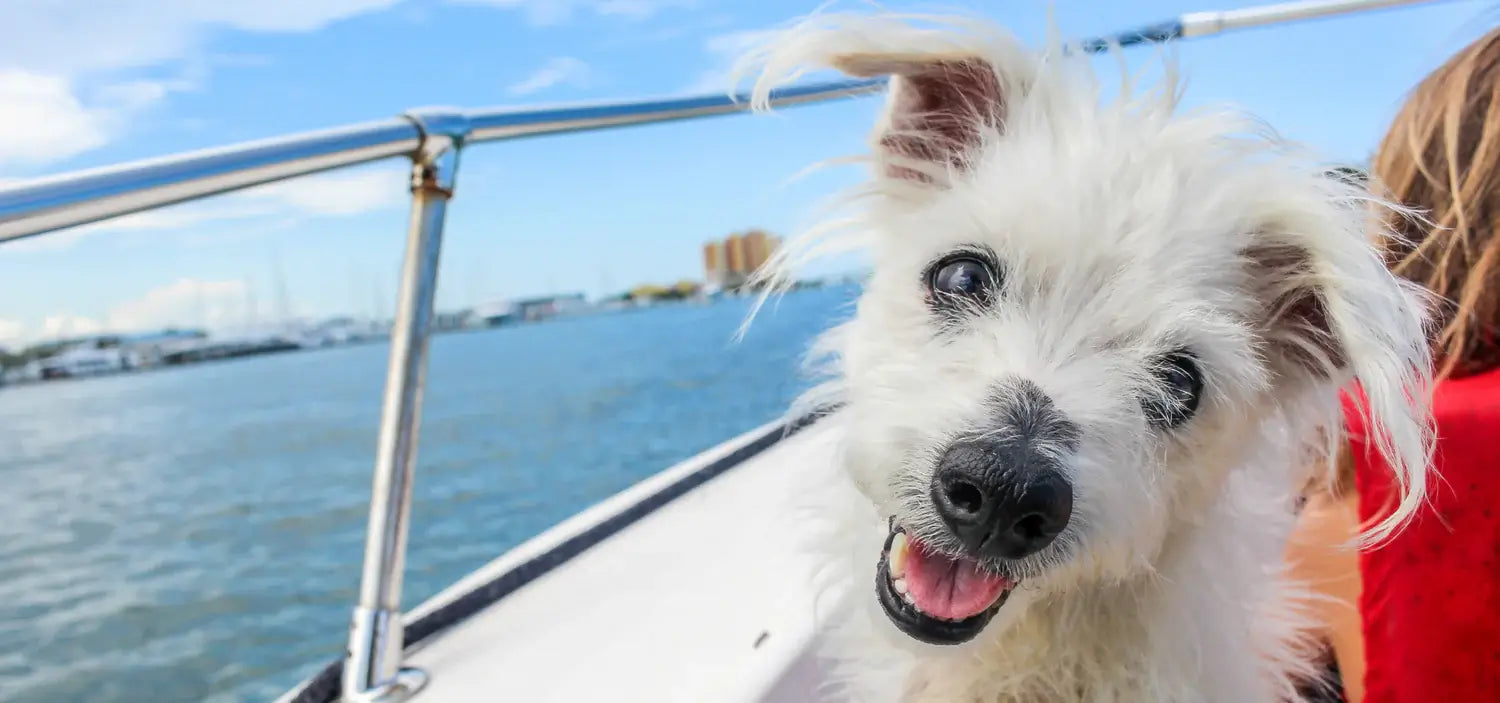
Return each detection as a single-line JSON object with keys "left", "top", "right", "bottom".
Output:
{"left": 0, "top": 285, "right": 853, "bottom": 702}
{"left": 0, "top": 284, "right": 840, "bottom": 386}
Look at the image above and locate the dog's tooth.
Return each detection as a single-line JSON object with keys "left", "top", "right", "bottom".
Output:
{"left": 889, "top": 533, "right": 908, "bottom": 578}
{"left": 893, "top": 577, "right": 908, "bottom": 595}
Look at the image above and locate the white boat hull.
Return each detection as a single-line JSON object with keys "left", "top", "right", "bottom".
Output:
{"left": 281, "top": 415, "right": 849, "bottom": 703}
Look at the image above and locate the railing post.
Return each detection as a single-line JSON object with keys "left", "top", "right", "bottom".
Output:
{"left": 341, "top": 115, "right": 464, "bottom": 703}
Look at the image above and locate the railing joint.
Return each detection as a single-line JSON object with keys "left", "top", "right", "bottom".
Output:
{"left": 400, "top": 109, "right": 467, "bottom": 199}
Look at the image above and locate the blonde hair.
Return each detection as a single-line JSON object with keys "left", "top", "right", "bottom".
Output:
{"left": 1375, "top": 25, "right": 1500, "bottom": 380}
{"left": 1325, "top": 26, "right": 1500, "bottom": 500}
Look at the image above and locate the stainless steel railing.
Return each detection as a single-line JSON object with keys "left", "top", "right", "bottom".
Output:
{"left": 0, "top": 79, "right": 882, "bottom": 244}
{"left": 0, "top": 1, "right": 1450, "bottom": 701}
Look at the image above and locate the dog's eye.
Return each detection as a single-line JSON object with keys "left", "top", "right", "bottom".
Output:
{"left": 927, "top": 255, "right": 997, "bottom": 304}
{"left": 1144, "top": 351, "right": 1203, "bottom": 428}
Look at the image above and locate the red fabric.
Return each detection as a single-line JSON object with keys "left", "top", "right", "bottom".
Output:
{"left": 1343, "top": 370, "right": 1500, "bottom": 703}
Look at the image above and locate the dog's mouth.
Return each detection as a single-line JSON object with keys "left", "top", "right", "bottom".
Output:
{"left": 875, "top": 523, "right": 1016, "bottom": 645}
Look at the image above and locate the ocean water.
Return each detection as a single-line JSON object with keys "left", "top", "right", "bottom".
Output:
{"left": 0, "top": 285, "right": 855, "bottom": 703}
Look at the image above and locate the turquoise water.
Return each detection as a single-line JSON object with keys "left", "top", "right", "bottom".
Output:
{"left": 0, "top": 286, "right": 854, "bottom": 703}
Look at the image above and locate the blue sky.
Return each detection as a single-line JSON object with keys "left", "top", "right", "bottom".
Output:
{"left": 0, "top": 0, "right": 1494, "bottom": 346}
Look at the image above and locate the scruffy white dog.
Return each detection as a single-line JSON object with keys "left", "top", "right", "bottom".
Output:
{"left": 741, "top": 12, "right": 1434, "bottom": 703}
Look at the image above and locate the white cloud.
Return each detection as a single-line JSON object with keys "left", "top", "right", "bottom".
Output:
{"left": 0, "top": 318, "right": 25, "bottom": 347}
{"left": 40, "top": 314, "right": 106, "bottom": 340}
{"left": 95, "top": 80, "right": 174, "bottom": 110}
{"left": 107, "top": 277, "right": 247, "bottom": 332}
{"left": 0, "top": 70, "right": 110, "bottom": 167}
{"left": 4, "top": 167, "right": 406, "bottom": 253}
{"left": 507, "top": 57, "right": 591, "bottom": 96}
{"left": 0, "top": 1, "right": 402, "bottom": 169}
{"left": 0, "top": 1, "right": 402, "bottom": 77}
{"left": 446, "top": 0, "right": 693, "bottom": 27}
{"left": 0, "top": 314, "right": 107, "bottom": 345}
{"left": 0, "top": 69, "right": 210, "bottom": 168}
{"left": 242, "top": 168, "right": 406, "bottom": 216}
{"left": 5, "top": 278, "right": 251, "bottom": 344}
{"left": 4, "top": 202, "right": 280, "bottom": 253}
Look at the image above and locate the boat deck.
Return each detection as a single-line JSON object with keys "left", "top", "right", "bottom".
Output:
{"left": 396, "top": 418, "right": 849, "bottom": 702}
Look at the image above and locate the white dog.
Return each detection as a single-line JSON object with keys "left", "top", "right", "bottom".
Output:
{"left": 741, "top": 13, "right": 1434, "bottom": 703}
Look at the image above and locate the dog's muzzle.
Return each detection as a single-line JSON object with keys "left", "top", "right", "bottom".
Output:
{"left": 873, "top": 380, "right": 1076, "bottom": 644}
{"left": 930, "top": 437, "right": 1073, "bottom": 561}
{"left": 875, "top": 523, "right": 1016, "bottom": 645}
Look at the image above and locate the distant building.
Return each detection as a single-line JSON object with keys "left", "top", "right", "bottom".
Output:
{"left": 741, "top": 229, "right": 781, "bottom": 273}
{"left": 472, "top": 300, "right": 519, "bottom": 327}
{"left": 725, "top": 233, "right": 747, "bottom": 276}
{"left": 514, "top": 293, "right": 588, "bottom": 321}
{"left": 704, "top": 241, "right": 726, "bottom": 288}
{"left": 476, "top": 293, "right": 589, "bottom": 326}
{"left": 703, "top": 228, "right": 783, "bottom": 290}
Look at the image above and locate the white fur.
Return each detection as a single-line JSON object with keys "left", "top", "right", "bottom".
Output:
{"left": 739, "top": 12, "right": 1434, "bottom": 703}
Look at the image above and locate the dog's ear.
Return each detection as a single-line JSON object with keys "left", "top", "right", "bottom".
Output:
{"left": 1242, "top": 240, "right": 1347, "bottom": 376}
{"left": 1241, "top": 209, "right": 1429, "bottom": 385}
{"left": 742, "top": 15, "right": 1033, "bottom": 187}
{"left": 833, "top": 54, "right": 1010, "bottom": 184}
{"left": 1242, "top": 192, "right": 1435, "bottom": 545}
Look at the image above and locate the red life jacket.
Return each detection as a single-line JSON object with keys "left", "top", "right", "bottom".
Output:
{"left": 1343, "top": 369, "right": 1500, "bottom": 702}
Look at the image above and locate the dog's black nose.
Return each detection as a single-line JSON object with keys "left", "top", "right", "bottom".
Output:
{"left": 931, "top": 437, "right": 1073, "bottom": 561}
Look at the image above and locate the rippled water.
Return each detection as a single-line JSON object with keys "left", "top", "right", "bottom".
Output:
{"left": 0, "top": 286, "right": 855, "bottom": 703}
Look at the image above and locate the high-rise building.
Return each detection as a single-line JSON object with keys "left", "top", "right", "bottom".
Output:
{"left": 702, "top": 229, "right": 782, "bottom": 291}
{"left": 725, "top": 233, "right": 747, "bottom": 275}
{"left": 743, "top": 229, "right": 770, "bottom": 273}
{"left": 702, "top": 241, "right": 725, "bottom": 285}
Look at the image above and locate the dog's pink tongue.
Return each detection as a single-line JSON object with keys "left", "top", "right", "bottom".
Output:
{"left": 904, "top": 538, "right": 1010, "bottom": 621}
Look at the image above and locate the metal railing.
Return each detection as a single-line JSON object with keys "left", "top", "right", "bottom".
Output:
{"left": 0, "top": 0, "right": 1450, "bottom": 700}
{"left": 0, "top": 79, "right": 884, "bottom": 244}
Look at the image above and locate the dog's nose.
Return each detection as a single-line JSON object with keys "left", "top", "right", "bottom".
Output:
{"left": 931, "top": 438, "right": 1073, "bottom": 560}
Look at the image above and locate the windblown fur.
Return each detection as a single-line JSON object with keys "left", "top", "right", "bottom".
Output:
{"left": 738, "top": 12, "right": 1435, "bottom": 703}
